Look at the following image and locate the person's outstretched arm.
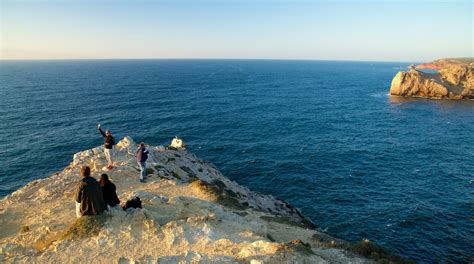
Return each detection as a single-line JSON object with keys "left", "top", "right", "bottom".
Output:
{"left": 98, "top": 124, "right": 106, "bottom": 137}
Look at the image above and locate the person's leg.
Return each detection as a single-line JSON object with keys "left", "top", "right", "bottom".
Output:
{"left": 138, "top": 162, "right": 145, "bottom": 181}
{"left": 104, "top": 148, "right": 113, "bottom": 167}
{"left": 140, "top": 161, "right": 147, "bottom": 180}
{"left": 76, "top": 202, "right": 82, "bottom": 218}
{"left": 108, "top": 148, "right": 114, "bottom": 167}
{"left": 104, "top": 148, "right": 111, "bottom": 164}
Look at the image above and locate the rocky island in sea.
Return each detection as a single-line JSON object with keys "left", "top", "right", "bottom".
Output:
{"left": 0, "top": 137, "right": 410, "bottom": 263}
{"left": 390, "top": 58, "right": 474, "bottom": 99}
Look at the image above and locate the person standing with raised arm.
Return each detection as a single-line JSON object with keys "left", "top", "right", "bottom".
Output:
{"left": 97, "top": 123, "right": 116, "bottom": 170}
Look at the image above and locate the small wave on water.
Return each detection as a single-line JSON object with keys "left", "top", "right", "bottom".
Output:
{"left": 369, "top": 92, "right": 390, "bottom": 98}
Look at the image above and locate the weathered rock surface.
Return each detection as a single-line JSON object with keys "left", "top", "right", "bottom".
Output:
{"left": 390, "top": 58, "right": 474, "bottom": 99}
{"left": 0, "top": 137, "right": 373, "bottom": 263}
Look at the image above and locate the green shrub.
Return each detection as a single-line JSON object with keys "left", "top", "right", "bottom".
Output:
{"left": 313, "top": 236, "right": 415, "bottom": 264}
{"left": 171, "top": 171, "right": 181, "bottom": 180}
{"left": 349, "top": 240, "right": 415, "bottom": 264}
{"left": 62, "top": 214, "right": 107, "bottom": 240}
{"left": 266, "top": 233, "right": 275, "bottom": 242}
{"left": 21, "top": 225, "right": 30, "bottom": 233}
{"left": 187, "top": 175, "right": 199, "bottom": 183}
{"left": 278, "top": 239, "right": 314, "bottom": 255}
{"left": 146, "top": 168, "right": 154, "bottom": 175}
{"left": 181, "top": 166, "right": 196, "bottom": 178}
{"left": 216, "top": 191, "right": 245, "bottom": 210}
{"left": 190, "top": 180, "right": 245, "bottom": 210}
{"left": 261, "top": 215, "right": 313, "bottom": 229}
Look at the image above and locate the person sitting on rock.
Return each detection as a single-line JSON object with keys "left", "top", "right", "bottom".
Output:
{"left": 99, "top": 174, "right": 120, "bottom": 208}
{"left": 97, "top": 123, "right": 116, "bottom": 170}
{"left": 135, "top": 143, "right": 149, "bottom": 183}
{"left": 75, "top": 166, "right": 107, "bottom": 218}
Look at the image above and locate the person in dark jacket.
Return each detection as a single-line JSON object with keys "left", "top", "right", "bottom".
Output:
{"left": 97, "top": 123, "right": 116, "bottom": 170}
{"left": 135, "top": 143, "right": 149, "bottom": 183}
{"left": 99, "top": 174, "right": 120, "bottom": 207}
{"left": 75, "top": 166, "right": 107, "bottom": 217}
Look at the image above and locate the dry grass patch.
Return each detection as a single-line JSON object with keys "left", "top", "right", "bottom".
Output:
{"left": 277, "top": 239, "right": 314, "bottom": 255}
{"left": 62, "top": 214, "right": 108, "bottom": 240}
{"left": 312, "top": 233, "right": 415, "bottom": 264}
{"left": 261, "top": 215, "right": 314, "bottom": 229}
{"left": 190, "top": 180, "right": 246, "bottom": 210}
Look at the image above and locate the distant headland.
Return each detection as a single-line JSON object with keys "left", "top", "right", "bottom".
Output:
{"left": 389, "top": 58, "right": 474, "bottom": 99}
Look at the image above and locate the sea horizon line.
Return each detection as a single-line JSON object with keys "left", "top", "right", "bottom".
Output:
{"left": 0, "top": 57, "right": 424, "bottom": 64}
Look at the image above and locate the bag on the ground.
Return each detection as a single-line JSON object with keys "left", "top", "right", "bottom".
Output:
{"left": 122, "top": 196, "right": 142, "bottom": 210}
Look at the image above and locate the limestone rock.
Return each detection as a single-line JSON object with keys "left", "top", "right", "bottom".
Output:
{"left": 170, "top": 137, "right": 185, "bottom": 149}
{"left": 0, "top": 137, "right": 373, "bottom": 263}
{"left": 390, "top": 58, "right": 474, "bottom": 99}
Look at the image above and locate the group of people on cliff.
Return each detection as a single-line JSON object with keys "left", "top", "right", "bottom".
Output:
{"left": 74, "top": 124, "right": 148, "bottom": 217}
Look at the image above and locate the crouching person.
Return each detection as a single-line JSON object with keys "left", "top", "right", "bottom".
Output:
{"left": 75, "top": 166, "right": 107, "bottom": 218}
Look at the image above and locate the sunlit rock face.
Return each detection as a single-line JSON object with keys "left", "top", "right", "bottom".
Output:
{"left": 390, "top": 58, "right": 474, "bottom": 99}
{"left": 0, "top": 137, "right": 369, "bottom": 263}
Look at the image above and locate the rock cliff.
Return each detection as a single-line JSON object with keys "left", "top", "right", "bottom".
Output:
{"left": 0, "top": 137, "right": 388, "bottom": 263}
{"left": 389, "top": 58, "right": 474, "bottom": 99}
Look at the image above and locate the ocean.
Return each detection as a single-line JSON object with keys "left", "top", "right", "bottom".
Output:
{"left": 0, "top": 59, "right": 473, "bottom": 262}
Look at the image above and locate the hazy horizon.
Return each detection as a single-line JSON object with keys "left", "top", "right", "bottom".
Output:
{"left": 0, "top": 57, "right": 435, "bottom": 63}
{"left": 1, "top": 0, "right": 472, "bottom": 61}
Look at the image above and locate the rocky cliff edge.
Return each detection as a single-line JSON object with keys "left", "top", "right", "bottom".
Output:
{"left": 0, "top": 137, "right": 411, "bottom": 263}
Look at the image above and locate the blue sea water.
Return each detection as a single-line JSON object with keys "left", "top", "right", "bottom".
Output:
{"left": 0, "top": 59, "right": 473, "bottom": 263}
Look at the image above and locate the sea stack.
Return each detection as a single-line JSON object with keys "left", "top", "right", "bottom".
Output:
{"left": 0, "top": 137, "right": 381, "bottom": 263}
{"left": 389, "top": 58, "right": 474, "bottom": 99}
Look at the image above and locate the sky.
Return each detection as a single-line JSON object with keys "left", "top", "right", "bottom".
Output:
{"left": 0, "top": 0, "right": 472, "bottom": 61}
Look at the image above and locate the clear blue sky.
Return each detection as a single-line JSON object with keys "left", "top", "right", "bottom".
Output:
{"left": 1, "top": 0, "right": 472, "bottom": 61}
